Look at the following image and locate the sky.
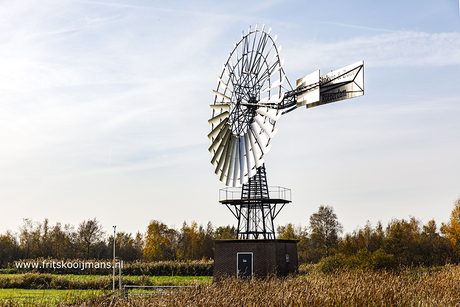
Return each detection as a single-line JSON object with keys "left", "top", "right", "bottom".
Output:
{"left": 1, "top": 0, "right": 459, "bottom": 238}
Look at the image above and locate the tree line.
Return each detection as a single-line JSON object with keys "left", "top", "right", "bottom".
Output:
{"left": 278, "top": 199, "right": 460, "bottom": 267}
{"left": 0, "top": 218, "right": 237, "bottom": 267}
{"left": 0, "top": 198, "right": 459, "bottom": 268}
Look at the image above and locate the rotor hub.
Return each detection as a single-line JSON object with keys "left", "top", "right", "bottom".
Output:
{"left": 229, "top": 72, "right": 260, "bottom": 137}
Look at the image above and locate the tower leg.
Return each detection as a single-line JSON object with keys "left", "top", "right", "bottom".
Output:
{"left": 237, "top": 164, "right": 275, "bottom": 239}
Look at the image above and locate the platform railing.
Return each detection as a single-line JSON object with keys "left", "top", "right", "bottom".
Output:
{"left": 219, "top": 186, "right": 291, "bottom": 202}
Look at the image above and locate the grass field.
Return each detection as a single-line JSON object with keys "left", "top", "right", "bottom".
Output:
{"left": 0, "top": 273, "right": 212, "bottom": 290}
{"left": 88, "top": 265, "right": 460, "bottom": 307}
{"left": 1, "top": 266, "right": 460, "bottom": 306}
{"left": 0, "top": 288, "right": 109, "bottom": 306}
{"left": 51, "top": 274, "right": 212, "bottom": 285}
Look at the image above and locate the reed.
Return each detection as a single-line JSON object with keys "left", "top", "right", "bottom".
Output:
{"left": 81, "top": 265, "right": 460, "bottom": 307}
{"left": 1, "top": 265, "right": 459, "bottom": 306}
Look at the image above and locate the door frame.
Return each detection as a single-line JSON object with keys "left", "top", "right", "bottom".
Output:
{"left": 236, "top": 252, "right": 253, "bottom": 279}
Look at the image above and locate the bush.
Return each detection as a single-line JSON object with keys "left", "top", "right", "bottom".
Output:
{"left": 370, "top": 248, "right": 398, "bottom": 270}
{"left": 316, "top": 254, "right": 347, "bottom": 273}
{"left": 317, "top": 249, "right": 397, "bottom": 273}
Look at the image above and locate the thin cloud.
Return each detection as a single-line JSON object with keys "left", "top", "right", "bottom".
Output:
{"left": 285, "top": 31, "right": 460, "bottom": 72}
{"left": 323, "top": 22, "right": 395, "bottom": 33}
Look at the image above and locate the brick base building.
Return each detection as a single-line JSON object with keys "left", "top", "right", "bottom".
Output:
{"left": 213, "top": 240, "right": 298, "bottom": 281}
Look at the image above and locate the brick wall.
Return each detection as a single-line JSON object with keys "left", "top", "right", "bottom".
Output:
{"left": 214, "top": 240, "right": 298, "bottom": 281}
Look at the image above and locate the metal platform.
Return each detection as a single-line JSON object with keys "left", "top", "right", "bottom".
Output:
{"left": 219, "top": 186, "right": 291, "bottom": 204}
{"left": 218, "top": 165, "right": 291, "bottom": 239}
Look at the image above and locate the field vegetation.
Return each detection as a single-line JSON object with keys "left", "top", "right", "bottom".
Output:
{"left": 1, "top": 259, "right": 213, "bottom": 276}
{"left": 1, "top": 199, "right": 459, "bottom": 270}
{"left": 1, "top": 265, "right": 459, "bottom": 306}
{"left": 0, "top": 274, "right": 211, "bottom": 290}
{"left": 0, "top": 199, "right": 459, "bottom": 305}
{"left": 0, "top": 289, "right": 108, "bottom": 306}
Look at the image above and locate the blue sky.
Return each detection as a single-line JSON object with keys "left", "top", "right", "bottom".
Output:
{"left": 1, "top": 0, "right": 459, "bottom": 237}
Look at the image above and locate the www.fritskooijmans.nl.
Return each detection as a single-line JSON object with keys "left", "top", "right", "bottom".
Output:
{"left": 15, "top": 260, "right": 123, "bottom": 271}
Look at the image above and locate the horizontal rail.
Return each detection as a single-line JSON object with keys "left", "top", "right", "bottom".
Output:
{"left": 219, "top": 186, "right": 291, "bottom": 202}
{"left": 123, "top": 285, "right": 198, "bottom": 297}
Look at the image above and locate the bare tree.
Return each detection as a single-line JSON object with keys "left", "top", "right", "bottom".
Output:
{"left": 309, "top": 205, "right": 343, "bottom": 258}
{"left": 77, "top": 218, "right": 105, "bottom": 259}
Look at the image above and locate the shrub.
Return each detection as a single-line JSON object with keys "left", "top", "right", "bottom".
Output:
{"left": 316, "top": 254, "right": 347, "bottom": 273}
{"left": 370, "top": 248, "right": 398, "bottom": 270}
{"left": 317, "top": 249, "right": 397, "bottom": 273}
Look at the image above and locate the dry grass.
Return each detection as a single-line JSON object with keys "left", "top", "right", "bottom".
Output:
{"left": 77, "top": 265, "right": 460, "bottom": 307}
{"left": 1, "top": 265, "right": 459, "bottom": 306}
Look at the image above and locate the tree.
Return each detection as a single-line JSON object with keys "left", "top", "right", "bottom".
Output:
{"left": 108, "top": 231, "right": 144, "bottom": 262}
{"left": 49, "top": 222, "right": 77, "bottom": 259}
{"left": 77, "top": 218, "right": 105, "bottom": 259}
{"left": 382, "top": 217, "right": 421, "bottom": 265}
{"left": 418, "top": 219, "right": 453, "bottom": 266}
{"left": 277, "top": 223, "right": 306, "bottom": 240}
{"left": 277, "top": 223, "right": 297, "bottom": 240}
{"left": 198, "top": 222, "right": 215, "bottom": 260}
{"left": 133, "top": 232, "right": 144, "bottom": 260}
{"left": 215, "top": 225, "right": 237, "bottom": 240}
{"left": 441, "top": 198, "right": 460, "bottom": 260}
{"left": 0, "top": 231, "right": 20, "bottom": 267}
{"left": 18, "top": 218, "right": 40, "bottom": 259}
{"left": 309, "top": 205, "right": 343, "bottom": 259}
{"left": 143, "top": 220, "right": 177, "bottom": 261}
{"left": 177, "top": 221, "right": 200, "bottom": 260}
{"left": 340, "top": 221, "right": 384, "bottom": 255}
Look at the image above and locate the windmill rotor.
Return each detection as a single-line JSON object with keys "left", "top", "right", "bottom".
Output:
{"left": 209, "top": 26, "right": 364, "bottom": 188}
{"left": 208, "top": 25, "right": 287, "bottom": 187}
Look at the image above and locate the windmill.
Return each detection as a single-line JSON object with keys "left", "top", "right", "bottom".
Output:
{"left": 208, "top": 25, "right": 364, "bottom": 241}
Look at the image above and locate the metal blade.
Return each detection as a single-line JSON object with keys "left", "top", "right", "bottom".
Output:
{"left": 258, "top": 59, "right": 284, "bottom": 88}
{"left": 244, "top": 132, "right": 257, "bottom": 178}
{"left": 207, "top": 118, "right": 228, "bottom": 141}
{"left": 208, "top": 111, "right": 229, "bottom": 125}
{"left": 257, "top": 107, "right": 281, "bottom": 121}
{"left": 213, "top": 90, "right": 231, "bottom": 103}
{"left": 268, "top": 59, "right": 283, "bottom": 79}
{"left": 251, "top": 122, "right": 271, "bottom": 154}
{"left": 231, "top": 140, "right": 240, "bottom": 187}
{"left": 248, "top": 129, "right": 264, "bottom": 168}
{"left": 215, "top": 133, "right": 231, "bottom": 176}
{"left": 260, "top": 75, "right": 285, "bottom": 95}
{"left": 225, "top": 139, "right": 238, "bottom": 186}
{"left": 217, "top": 76, "right": 233, "bottom": 96}
{"left": 238, "top": 137, "right": 247, "bottom": 185}
{"left": 210, "top": 129, "right": 231, "bottom": 166}
{"left": 254, "top": 114, "right": 277, "bottom": 139}
{"left": 208, "top": 123, "right": 229, "bottom": 152}
{"left": 223, "top": 63, "right": 231, "bottom": 80}
{"left": 209, "top": 104, "right": 230, "bottom": 112}
{"left": 219, "top": 136, "right": 235, "bottom": 181}
{"left": 259, "top": 95, "right": 282, "bottom": 104}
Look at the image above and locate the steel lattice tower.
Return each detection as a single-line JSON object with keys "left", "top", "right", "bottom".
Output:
{"left": 221, "top": 164, "right": 290, "bottom": 239}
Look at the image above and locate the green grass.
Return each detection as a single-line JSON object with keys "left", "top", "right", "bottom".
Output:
{"left": 0, "top": 288, "right": 108, "bottom": 298}
{"left": 0, "top": 273, "right": 212, "bottom": 290}
{"left": 57, "top": 274, "right": 211, "bottom": 283}
{"left": 0, "top": 275, "right": 211, "bottom": 306}
{"left": 0, "top": 288, "right": 109, "bottom": 305}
